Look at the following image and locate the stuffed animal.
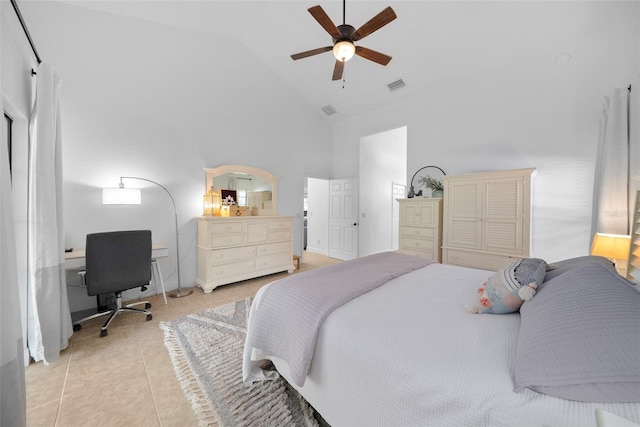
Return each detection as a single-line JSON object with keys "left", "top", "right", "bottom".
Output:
{"left": 465, "top": 258, "right": 546, "bottom": 314}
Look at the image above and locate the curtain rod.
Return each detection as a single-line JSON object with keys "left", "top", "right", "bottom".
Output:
{"left": 10, "top": 0, "right": 41, "bottom": 71}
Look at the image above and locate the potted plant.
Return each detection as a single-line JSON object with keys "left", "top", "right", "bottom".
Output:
{"left": 417, "top": 175, "right": 444, "bottom": 197}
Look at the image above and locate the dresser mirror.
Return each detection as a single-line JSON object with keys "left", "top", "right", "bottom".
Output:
{"left": 204, "top": 165, "right": 277, "bottom": 215}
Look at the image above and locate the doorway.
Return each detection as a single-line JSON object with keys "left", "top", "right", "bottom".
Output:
{"left": 359, "top": 126, "right": 407, "bottom": 256}
{"left": 303, "top": 126, "right": 407, "bottom": 261}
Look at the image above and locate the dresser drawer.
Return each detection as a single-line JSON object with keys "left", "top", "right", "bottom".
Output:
{"left": 256, "top": 241, "right": 291, "bottom": 257}
{"left": 400, "top": 237, "right": 435, "bottom": 251}
{"left": 208, "top": 246, "right": 256, "bottom": 265}
{"left": 269, "top": 230, "right": 291, "bottom": 241}
{"left": 399, "top": 249, "right": 437, "bottom": 260}
{"left": 211, "top": 233, "right": 243, "bottom": 248}
{"left": 443, "top": 248, "right": 518, "bottom": 271}
{"left": 209, "top": 222, "right": 242, "bottom": 235}
{"left": 209, "top": 259, "right": 255, "bottom": 279}
{"left": 269, "top": 220, "right": 292, "bottom": 232}
{"left": 255, "top": 253, "right": 291, "bottom": 271}
{"left": 400, "top": 226, "right": 434, "bottom": 239}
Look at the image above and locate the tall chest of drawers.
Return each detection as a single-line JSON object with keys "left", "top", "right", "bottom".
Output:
{"left": 397, "top": 198, "right": 443, "bottom": 262}
{"left": 196, "top": 216, "right": 294, "bottom": 293}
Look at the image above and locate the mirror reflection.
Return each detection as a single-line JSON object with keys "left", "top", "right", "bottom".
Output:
{"left": 212, "top": 173, "right": 272, "bottom": 210}
{"left": 204, "top": 165, "right": 277, "bottom": 216}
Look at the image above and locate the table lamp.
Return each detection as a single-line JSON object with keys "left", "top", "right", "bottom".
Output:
{"left": 590, "top": 233, "right": 631, "bottom": 275}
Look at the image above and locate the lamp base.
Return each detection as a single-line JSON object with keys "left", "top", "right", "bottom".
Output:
{"left": 168, "top": 287, "right": 194, "bottom": 298}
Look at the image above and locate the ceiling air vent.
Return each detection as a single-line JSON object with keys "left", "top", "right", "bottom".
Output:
{"left": 321, "top": 104, "right": 338, "bottom": 116}
{"left": 387, "top": 78, "right": 406, "bottom": 92}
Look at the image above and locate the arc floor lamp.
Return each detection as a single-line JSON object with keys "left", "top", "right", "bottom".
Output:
{"left": 103, "top": 177, "right": 193, "bottom": 298}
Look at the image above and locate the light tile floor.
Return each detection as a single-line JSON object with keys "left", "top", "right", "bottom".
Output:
{"left": 26, "top": 251, "right": 340, "bottom": 427}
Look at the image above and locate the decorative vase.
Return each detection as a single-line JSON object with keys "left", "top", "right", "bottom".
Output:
{"left": 432, "top": 190, "right": 444, "bottom": 198}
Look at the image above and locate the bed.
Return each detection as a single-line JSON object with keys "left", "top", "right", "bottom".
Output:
{"left": 242, "top": 252, "right": 640, "bottom": 426}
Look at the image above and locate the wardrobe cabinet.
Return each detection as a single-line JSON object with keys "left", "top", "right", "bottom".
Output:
{"left": 397, "top": 198, "right": 443, "bottom": 262}
{"left": 196, "top": 216, "right": 294, "bottom": 293}
{"left": 442, "top": 168, "right": 535, "bottom": 271}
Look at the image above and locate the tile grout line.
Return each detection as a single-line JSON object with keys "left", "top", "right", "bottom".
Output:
{"left": 137, "top": 328, "right": 164, "bottom": 427}
{"left": 54, "top": 337, "right": 76, "bottom": 426}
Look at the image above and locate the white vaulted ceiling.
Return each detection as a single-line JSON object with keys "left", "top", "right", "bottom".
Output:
{"left": 19, "top": 0, "right": 623, "bottom": 121}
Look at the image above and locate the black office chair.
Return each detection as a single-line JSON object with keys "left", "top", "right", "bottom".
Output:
{"left": 73, "top": 230, "right": 153, "bottom": 337}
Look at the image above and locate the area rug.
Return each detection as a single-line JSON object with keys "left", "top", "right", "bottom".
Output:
{"left": 159, "top": 298, "right": 321, "bottom": 427}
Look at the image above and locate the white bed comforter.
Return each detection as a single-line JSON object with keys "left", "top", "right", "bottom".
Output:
{"left": 245, "top": 262, "right": 640, "bottom": 427}
{"left": 243, "top": 252, "right": 433, "bottom": 387}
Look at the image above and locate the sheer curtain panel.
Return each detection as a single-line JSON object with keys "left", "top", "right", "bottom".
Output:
{"left": 592, "top": 88, "right": 630, "bottom": 236}
{"left": 27, "top": 62, "right": 73, "bottom": 364}
{"left": 0, "top": 4, "right": 27, "bottom": 424}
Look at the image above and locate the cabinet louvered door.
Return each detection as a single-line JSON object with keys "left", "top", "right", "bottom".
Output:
{"left": 483, "top": 177, "right": 524, "bottom": 254}
{"left": 401, "top": 204, "right": 420, "bottom": 226}
{"left": 446, "top": 181, "right": 482, "bottom": 250}
{"left": 627, "top": 191, "right": 640, "bottom": 283}
{"left": 442, "top": 168, "right": 534, "bottom": 271}
{"left": 417, "top": 203, "right": 437, "bottom": 227}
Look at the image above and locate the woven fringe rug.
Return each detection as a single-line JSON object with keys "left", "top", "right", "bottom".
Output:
{"left": 159, "top": 298, "right": 321, "bottom": 427}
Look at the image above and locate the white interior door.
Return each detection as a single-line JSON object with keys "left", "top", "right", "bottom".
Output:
{"left": 329, "top": 178, "right": 359, "bottom": 260}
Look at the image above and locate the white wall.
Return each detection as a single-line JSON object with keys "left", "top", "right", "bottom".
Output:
{"left": 19, "top": 2, "right": 333, "bottom": 307}
{"left": 359, "top": 126, "right": 406, "bottom": 256}
{"left": 333, "top": 1, "right": 639, "bottom": 264}
{"left": 306, "top": 177, "right": 330, "bottom": 256}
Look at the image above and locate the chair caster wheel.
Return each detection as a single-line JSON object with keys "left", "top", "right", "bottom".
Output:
{"left": 146, "top": 314, "right": 152, "bottom": 321}
{"left": 145, "top": 303, "right": 151, "bottom": 309}
{"left": 100, "top": 329, "right": 108, "bottom": 337}
{"left": 73, "top": 324, "right": 81, "bottom": 332}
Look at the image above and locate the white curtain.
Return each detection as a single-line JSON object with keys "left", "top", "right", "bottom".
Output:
{"left": 0, "top": 5, "right": 27, "bottom": 424}
{"left": 592, "top": 88, "right": 630, "bottom": 236}
{"left": 27, "top": 62, "right": 73, "bottom": 364}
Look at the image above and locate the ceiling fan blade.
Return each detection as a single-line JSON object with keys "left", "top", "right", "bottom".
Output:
{"left": 355, "top": 46, "right": 392, "bottom": 66}
{"left": 291, "top": 46, "right": 333, "bottom": 60}
{"left": 332, "top": 60, "right": 345, "bottom": 81}
{"left": 352, "top": 6, "right": 397, "bottom": 41}
{"left": 308, "top": 5, "right": 341, "bottom": 40}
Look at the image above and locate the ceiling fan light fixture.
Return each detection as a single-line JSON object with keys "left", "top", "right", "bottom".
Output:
{"left": 333, "top": 40, "right": 355, "bottom": 62}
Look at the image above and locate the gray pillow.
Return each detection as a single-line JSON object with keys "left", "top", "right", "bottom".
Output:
{"left": 514, "top": 261, "right": 640, "bottom": 402}
{"left": 543, "top": 255, "right": 615, "bottom": 283}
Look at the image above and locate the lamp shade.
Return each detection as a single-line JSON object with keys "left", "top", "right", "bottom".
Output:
{"left": 590, "top": 233, "right": 631, "bottom": 260}
{"left": 102, "top": 187, "right": 141, "bottom": 205}
{"left": 333, "top": 40, "right": 355, "bottom": 62}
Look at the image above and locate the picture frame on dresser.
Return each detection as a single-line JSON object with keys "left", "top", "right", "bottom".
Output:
{"left": 220, "top": 189, "right": 237, "bottom": 205}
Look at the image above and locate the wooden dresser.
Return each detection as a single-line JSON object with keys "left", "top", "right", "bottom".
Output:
{"left": 196, "top": 215, "right": 294, "bottom": 293}
{"left": 397, "top": 198, "right": 443, "bottom": 262}
{"left": 442, "top": 168, "right": 535, "bottom": 271}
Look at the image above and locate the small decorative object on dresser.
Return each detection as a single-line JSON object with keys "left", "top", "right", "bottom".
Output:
{"left": 396, "top": 197, "right": 443, "bottom": 261}
{"left": 407, "top": 165, "right": 446, "bottom": 198}
{"left": 416, "top": 175, "right": 444, "bottom": 198}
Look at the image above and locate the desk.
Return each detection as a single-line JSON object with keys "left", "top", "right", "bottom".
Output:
{"left": 64, "top": 243, "right": 169, "bottom": 304}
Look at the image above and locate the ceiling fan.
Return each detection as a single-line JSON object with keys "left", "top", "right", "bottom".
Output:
{"left": 291, "top": 1, "right": 397, "bottom": 81}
